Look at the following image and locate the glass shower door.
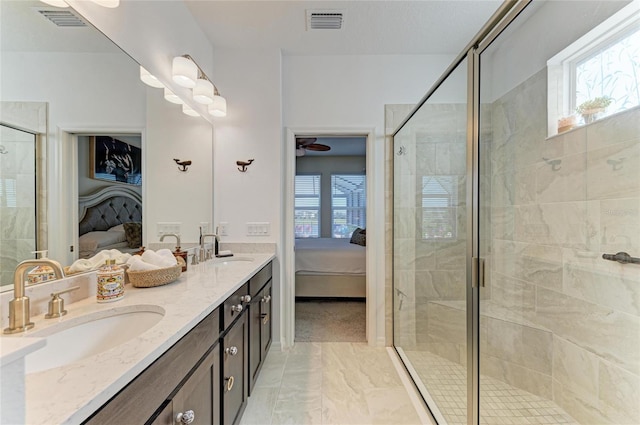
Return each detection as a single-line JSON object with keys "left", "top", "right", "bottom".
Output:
{"left": 393, "top": 58, "right": 470, "bottom": 425}
{"left": 477, "top": 2, "right": 639, "bottom": 424}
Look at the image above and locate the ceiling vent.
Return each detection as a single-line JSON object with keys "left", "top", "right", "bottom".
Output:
{"left": 34, "top": 8, "right": 87, "bottom": 27}
{"left": 306, "top": 10, "right": 344, "bottom": 30}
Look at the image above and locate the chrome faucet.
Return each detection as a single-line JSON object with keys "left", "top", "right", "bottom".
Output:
{"left": 200, "top": 234, "right": 219, "bottom": 261}
{"left": 4, "top": 258, "right": 65, "bottom": 334}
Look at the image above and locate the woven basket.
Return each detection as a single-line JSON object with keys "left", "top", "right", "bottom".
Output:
{"left": 127, "top": 257, "right": 185, "bottom": 288}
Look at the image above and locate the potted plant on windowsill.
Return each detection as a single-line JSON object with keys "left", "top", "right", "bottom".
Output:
{"left": 576, "top": 96, "right": 612, "bottom": 124}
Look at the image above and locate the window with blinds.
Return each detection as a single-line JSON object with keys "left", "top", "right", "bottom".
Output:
{"left": 295, "top": 174, "right": 321, "bottom": 238}
{"left": 422, "top": 176, "right": 457, "bottom": 240}
{"left": 331, "top": 174, "right": 366, "bottom": 238}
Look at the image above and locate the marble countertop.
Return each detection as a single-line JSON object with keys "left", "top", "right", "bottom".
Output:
{"left": 3, "top": 253, "right": 274, "bottom": 425}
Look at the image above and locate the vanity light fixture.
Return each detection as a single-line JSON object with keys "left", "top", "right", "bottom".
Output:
{"left": 193, "top": 78, "right": 215, "bottom": 105}
{"left": 182, "top": 104, "right": 200, "bottom": 117}
{"left": 173, "top": 54, "right": 228, "bottom": 117}
{"left": 172, "top": 56, "right": 198, "bottom": 88}
{"left": 208, "top": 88, "right": 227, "bottom": 117}
{"left": 139, "top": 66, "right": 165, "bottom": 89}
{"left": 164, "top": 88, "right": 184, "bottom": 105}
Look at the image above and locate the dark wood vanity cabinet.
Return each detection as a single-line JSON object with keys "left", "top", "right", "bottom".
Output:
{"left": 248, "top": 263, "right": 273, "bottom": 394}
{"left": 84, "top": 260, "right": 273, "bottom": 425}
{"left": 150, "top": 345, "right": 221, "bottom": 425}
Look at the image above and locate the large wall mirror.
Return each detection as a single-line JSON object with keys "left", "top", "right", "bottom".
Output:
{"left": 0, "top": 0, "right": 147, "bottom": 289}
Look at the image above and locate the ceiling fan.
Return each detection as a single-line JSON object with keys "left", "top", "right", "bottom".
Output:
{"left": 295, "top": 137, "right": 331, "bottom": 156}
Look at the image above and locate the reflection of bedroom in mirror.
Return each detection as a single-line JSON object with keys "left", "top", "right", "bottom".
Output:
{"left": 293, "top": 135, "right": 368, "bottom": 343}
{"left": 77, "top": 134, "right": 143, "bottom": 259}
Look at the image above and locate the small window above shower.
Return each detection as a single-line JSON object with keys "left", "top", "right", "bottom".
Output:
{"left": 547, "top": 0, "right": 640, "bottom": 136}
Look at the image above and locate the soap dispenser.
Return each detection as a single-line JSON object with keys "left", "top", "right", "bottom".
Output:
{"left": 96, "top": 259, "right": 125, "bottom": 303}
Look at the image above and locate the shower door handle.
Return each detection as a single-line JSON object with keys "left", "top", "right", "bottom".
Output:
{"left": 602, "top": 252, "right": 640, "bottom": 265}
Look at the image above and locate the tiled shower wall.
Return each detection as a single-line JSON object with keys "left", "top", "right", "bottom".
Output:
{"left": 0, "top": 127, "right": 36, "bottom": 288}
{"left": 487, "top": 69, "right": 640, "bottom": 424}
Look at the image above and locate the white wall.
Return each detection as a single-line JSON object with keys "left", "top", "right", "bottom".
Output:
{"left": 145, "top": 88, "right": 213, "bottom": 244}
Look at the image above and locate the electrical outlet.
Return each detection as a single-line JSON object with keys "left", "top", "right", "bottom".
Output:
{"left": 218, "top": 222, "right": 229, "bottom": 236}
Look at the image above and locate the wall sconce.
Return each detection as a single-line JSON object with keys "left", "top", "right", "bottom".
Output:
{"left": 182, "top": 104, "right": 199, "bottom": 117}
{"left": 164, "top": 87, "right": 184, "bottom": 104}
{"left": 208, "top": 87, "right": 227, "bottom": 117}
{"left": 40, "top": 0, "right": 119, "bottom": 7}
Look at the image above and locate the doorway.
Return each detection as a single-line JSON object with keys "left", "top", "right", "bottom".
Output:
{"left": 283, "top": 128, "right": 377, "bottom": 348}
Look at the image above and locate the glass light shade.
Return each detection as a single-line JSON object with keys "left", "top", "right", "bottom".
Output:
{"left": 193, "top": 79, "right": 214, "bottom": 105}
{"left": 164, "top": 88, "right": 184, "bottom": 104}
{"left": 296, "top": 148, "right": 306, "bottom": 157}
{"left": 208, "top": 95, "right": 227, "bottom": 117}
{"left": 40, "top": 0, "right": 69, "bottom": 7}
{"left": 172, "top": 57, "right": 197, "bottom": 88}
{"left": 90, "top": 0, "right": 119, "bottom": 7}
{"left": 182, "top": 104, "right": 200, "bottom": 117}
{"left": 139, "top": 66, "right": 165, "bottom": 88}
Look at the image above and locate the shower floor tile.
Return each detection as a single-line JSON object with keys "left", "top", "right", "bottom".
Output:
{"left": 404, "top": 350, "right": 578, "bottom": 425}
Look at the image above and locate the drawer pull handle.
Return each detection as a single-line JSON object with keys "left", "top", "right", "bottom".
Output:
{"left": 261, "top": 295, "right": 271, "bottom": 303}
{"left": 176, "top": 410, "right": 195, "bottom": 424}
{"left": 240, "top": 295, "right": 252, "bottom": 303}
{"left": 226, "top": 375, "right": 235, "bottom": 392}
{"left": 261, "top": 313, "right": 269, "bottom": 325}
{"left": 231, "top": 304, "right": 243, "bottom": 313}
{"left": 225, "top": 346, "right": 238, "bottom": 356}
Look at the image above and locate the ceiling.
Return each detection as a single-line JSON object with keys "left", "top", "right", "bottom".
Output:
{"left": 185, "top": 1, "right": 503, "bottom": 55}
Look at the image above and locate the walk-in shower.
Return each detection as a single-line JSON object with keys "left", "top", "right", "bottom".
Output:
{"left": 392, "top": 1, "right": 640, "bottom": 424}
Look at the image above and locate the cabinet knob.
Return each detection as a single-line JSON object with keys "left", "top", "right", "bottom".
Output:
{"left": 240, "top": 294, "right": 251, "bottom": 303}
{"left": 226, "top": 375, "right": 235, "bottom": 392}
{"left": 231, "top": 304, "right": 243, "bottom": 313}
{"left": 176, "top": 410, "right": 195, "bottom": 424}
{"left": 225, "top": 346, "right": 238, "bottom": 356}
{"left": 261, "top": 295, "right": 271, "bottom": 303}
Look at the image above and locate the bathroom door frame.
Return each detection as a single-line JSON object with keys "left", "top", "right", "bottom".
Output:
{"left": 283, "top": 127, "right": 378, "bottom": 349}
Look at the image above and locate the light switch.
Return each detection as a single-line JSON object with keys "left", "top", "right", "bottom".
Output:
{"left": 157, "top": 222, "right": 181, "bottom": 237}
{"left": 246, "top": 222, "right": 270, "bottom": 236}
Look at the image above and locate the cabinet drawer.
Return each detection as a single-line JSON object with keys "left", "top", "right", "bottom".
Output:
{"left": 249, "top": 262, "right": 272, "bottom": 297}
{"left": 223, "top": 283, "right": 249, "bottom": 330}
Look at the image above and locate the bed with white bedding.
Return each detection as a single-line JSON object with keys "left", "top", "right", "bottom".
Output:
{"left": 295, "top": 238, "right": 366, "bottom": 298}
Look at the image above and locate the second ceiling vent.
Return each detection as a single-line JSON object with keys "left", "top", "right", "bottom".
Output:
{"left": 306, "top": 10, "right": 344, "bottom": 30}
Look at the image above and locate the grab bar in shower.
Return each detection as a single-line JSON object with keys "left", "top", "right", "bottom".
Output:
{"left": 602, "top": 252, "right": 640, "bottom": 265}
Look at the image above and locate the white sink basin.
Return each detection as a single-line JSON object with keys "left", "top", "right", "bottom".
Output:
{"left": 26, "top": 305, "right": 164, "bottom": 374}
{"left": 213, "top": 257, "right": 254, "bottom": 266}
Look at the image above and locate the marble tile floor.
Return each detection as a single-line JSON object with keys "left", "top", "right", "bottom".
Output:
{"left": 404, "top": 350, "right": 578, "bottom": 425}
{"left": 240, "top": 342, "right": 425, "bottom": 425}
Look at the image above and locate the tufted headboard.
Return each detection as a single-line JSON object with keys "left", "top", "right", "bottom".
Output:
{"left": 78, "top": 186, "right": 142, "bottom": 236}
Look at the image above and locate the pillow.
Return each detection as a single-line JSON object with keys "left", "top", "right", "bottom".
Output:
{"left": 108, "top": 224, "right": 125, "bottom": 232}
{"left": 79, "top": 231, "right": 127, "bottom": 252}
{"left": 350, "top": 228, "right": 366, "bottom": 246}
{"left": 122, "top": 222, "right": 143, "bottom": 248}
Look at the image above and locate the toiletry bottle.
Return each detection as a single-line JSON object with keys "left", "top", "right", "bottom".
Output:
{"left": 174, "top": 247, "right": 188, "bottom": 272}
{"left": 97, "top": 259, "right": 125, "bottom": 303}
